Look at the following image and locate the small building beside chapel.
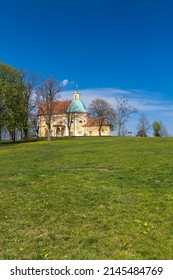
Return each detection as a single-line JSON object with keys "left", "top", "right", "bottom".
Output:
{"left": 38, "top": 89, "right": 114, "bottom": 137}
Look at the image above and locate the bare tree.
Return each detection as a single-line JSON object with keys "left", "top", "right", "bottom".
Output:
{"left": 115, "top": 97, "right": 137, "bottom": 136}
{"left": 159, "top": 122, "right": 169, "bottom": 137}
{"left": 89, "top": 98, "right": 116, "bottom": 136}
{"left": 21, "top": 71, "right": 39, "bottom": 140}
{"left": 121, "top": 124, "right": 128, "bottom": 136}
{"left": 66, "top": 108, "right": 76, "bottom": 137}
{"left": 136, "top": 113, "right": 151, "bottom": 137}
{"left": 30, "top": 113, "right": 39, "bottom": 138}
{"left": 37, "top": 76, "right": 63, "bottom": 141}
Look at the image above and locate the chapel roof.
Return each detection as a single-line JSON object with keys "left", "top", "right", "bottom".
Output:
{"left": 39, "top": 100, "right": 71, "bottom": 115}
{"left": 67, "top": 89, "right": 88, "bottom": 113}
{"left": 82, "top": 118, "right": 111, "bottom": 127}
{"left": 67, "top": 99, "right": 88, "bottom": 113}
{"left": 38, "top": 88, "right": 88, "bottom": 115}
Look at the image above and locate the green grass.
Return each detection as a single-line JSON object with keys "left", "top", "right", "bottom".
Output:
{"left": 0, "top": 137, "right": 173, "bottom": 260}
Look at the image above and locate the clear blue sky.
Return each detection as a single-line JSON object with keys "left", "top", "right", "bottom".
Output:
{"left": 1, "top": 0, "right": 173, "bottom": 135}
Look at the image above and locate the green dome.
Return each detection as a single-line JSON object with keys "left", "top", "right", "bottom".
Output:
{"left": 67, "top": 98, "right": 88, "bottom": 113}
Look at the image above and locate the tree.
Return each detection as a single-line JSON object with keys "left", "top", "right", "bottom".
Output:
{"left": 30, "top": 113, "right": 39, "bottom": 137}
{"left": 152, "top": 121, "right": 169, "bottom": 137}
{"left": 65, "top": 103, "right": 76, "bottom": 137}
{"left": 152, "top": 121, "right": 161, "bottom": 137}
{"left": 37, "top": 76, "right": 64, "bottom": 141}
{"left": 20, "top": 71, "right": 39, "bottom": 140}
{"left": 136, "top": 113, "right": 151, "bottom": 137}
{"left": 0, "top": 62, "right": 25, "bottom": 142}
{"left": 0, "top": 79, "right": 6, "bottom": 141}
{"left": 115, "top": 97, "right": 137, "bottom": 136}
{"left": 159, "top": 122, "right": 169, "bottom": 137}
{"left": 121, "top": 124, "right": 128, "bottom": 136}
{"left": 89, "top": 98, "right": 116, "bottom": 136}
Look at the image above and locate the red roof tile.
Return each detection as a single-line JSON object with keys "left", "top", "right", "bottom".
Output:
{"left": 82, "top": 118, "right": 111, "bottom": 127}
{"left": 38, "top": 100, "right": 71, "bottom": 115}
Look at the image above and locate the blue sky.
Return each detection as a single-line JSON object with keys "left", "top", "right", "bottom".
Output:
{"left": 1, "top": 0, "right": 173, "bottom": 135}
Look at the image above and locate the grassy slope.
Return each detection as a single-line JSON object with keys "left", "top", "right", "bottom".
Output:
{"left": 0, "top": 137, "right": 173, "bottom": 260}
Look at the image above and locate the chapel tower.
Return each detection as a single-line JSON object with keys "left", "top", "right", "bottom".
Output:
{"left": 73, "top": 85, "right": 80, "bottom": 100}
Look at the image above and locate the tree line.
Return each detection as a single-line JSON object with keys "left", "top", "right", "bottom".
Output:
{"left": 0, "top": 62, "right": 30, "bottom": 141}
{"left": 0, "top": 62, "right": 169, "bottom": 141}
{"left": 89, "top": 98, "right": 169, "bottom": 137}
{"left": 0, "top": 62, "right": 63, "bottom": 141}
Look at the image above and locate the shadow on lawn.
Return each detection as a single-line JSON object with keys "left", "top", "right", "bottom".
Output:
{"left": 0, "top": 137, "right": 76, "bottom": 145}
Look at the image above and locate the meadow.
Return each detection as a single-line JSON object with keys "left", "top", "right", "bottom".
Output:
{"left": 0, "top": 136, "right": 173, "bottom": 260}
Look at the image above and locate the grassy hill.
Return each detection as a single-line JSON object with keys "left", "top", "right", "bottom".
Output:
{"left": 0, "top": 137, "right": 173, "bottom": 259}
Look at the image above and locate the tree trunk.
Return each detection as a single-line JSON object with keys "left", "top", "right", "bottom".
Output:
{"left": 118, "top": 125, "right": 121, "bottom": 136}
{"left": 66, "top": 121, "right": 70, "bottom": 137}
{"left": 23, "top": 128, "right": 29, "bottom": 141}
{"left": 23, "top": 118, "right": 29, "bottom": 141}
{"left": 12, "top": 129, "right": 16, "bottom": 142}
{"left": 98, "top": 127, "right": 102, "bottom": 136}
{"left": 47, "top": 124, "right": 51, "bottom": 141}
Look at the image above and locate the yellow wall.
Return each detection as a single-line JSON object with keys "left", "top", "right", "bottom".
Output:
{"left": 39, "top": 113, "right": 88, "bottom": 137}
{"left": 85, "top": 126, "right": 111, "bottom": 136}
{"left": 38, "top": 113, "right": 113, "bottom": 137}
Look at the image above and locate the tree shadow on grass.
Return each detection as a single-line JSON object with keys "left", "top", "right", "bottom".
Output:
{"left": 0, "top": 137, "right": 76, "bottom": 145}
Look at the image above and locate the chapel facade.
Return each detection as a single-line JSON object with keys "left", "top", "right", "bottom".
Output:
{"left": 38, "top": 89, "right": 114, "bottom": 137}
